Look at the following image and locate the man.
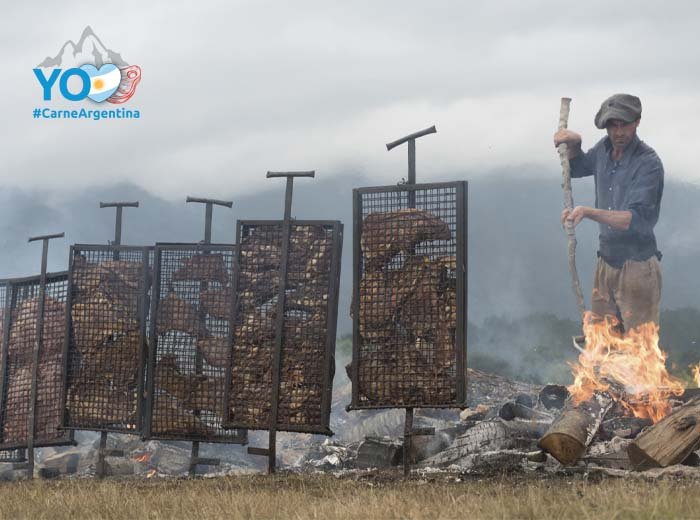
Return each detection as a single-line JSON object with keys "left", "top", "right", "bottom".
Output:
{"left": 553, "top": 93, "right": 664, "bottom": 332}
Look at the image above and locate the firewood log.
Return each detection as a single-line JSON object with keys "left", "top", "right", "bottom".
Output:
{"left": 538, "top": 391, "right": 615, "bottom": 465}
{"left": 421, "top": 419, "right": 549, "bottom": 467}
{"left": 172, "top": 254, "right": 229, "bottom": 285}
{"left": 539, "top": 384, "right": 569, "bottom": 410}
{"left": 361, "top": 208, "right": 452, "bottom": 270}
{"left": 628, "top": 397, "right": 700, "bottom": 470}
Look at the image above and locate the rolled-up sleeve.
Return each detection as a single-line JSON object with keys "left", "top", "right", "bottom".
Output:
{"left": 625, "top": 160, "right": 664, "bottom": 235}
{"left": 569, "top": 148, "right": 595, "bottom": 178}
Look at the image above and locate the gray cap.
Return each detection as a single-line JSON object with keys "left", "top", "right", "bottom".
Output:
{"left": 594, "top": 94, "right": 642, "bottom": 129}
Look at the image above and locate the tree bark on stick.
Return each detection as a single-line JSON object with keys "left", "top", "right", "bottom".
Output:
{"left": 628, "top": 397, "right": 700, "bottom": 470}
{"left": 558, "top": 97, "right": 586, "bottom": 317}
{"left": 538, "top": 391, "right": 614, "bottom": 465}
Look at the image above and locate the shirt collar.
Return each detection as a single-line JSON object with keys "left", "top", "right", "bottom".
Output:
{"left": 604, "top": 133, "right": 641, "bottom": 166}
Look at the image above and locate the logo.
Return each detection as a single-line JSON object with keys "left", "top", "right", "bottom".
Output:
{"left": 33, "top": 26, "right": 141, "bottom": 109}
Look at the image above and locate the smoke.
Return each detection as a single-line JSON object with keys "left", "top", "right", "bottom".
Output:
{"left": 0, "top": 169, "right": 698, "bottom": 341}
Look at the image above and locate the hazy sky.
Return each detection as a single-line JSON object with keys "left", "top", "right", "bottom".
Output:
{"left": 1, "top": 1, "right": 699, "bottom": 199}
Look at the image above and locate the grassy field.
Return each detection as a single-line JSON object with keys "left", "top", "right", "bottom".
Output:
{"left": 1, "top": 472, "right": 700, "bottom": 519}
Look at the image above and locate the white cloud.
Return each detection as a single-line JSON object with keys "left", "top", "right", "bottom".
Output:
{"left": 2, "top": 0, "right": 699, "bottom": 199}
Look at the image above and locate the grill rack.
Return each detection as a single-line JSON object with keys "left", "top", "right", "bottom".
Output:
{"left": 144, "top": 243, "right": 246, "bottom": 444}
{"left": 223, "top": 220, "right": 343, "bottom": 435}
{"left": 60, "top": 245, "right": 151, "bottom": 435}
{"left": 349, "top": 181, "right": 468, "bottom": 411}
{"left": 0, "top": 273, "right": 75, "bottom": 452}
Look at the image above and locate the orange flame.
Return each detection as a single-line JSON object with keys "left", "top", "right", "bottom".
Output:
{"left": 134, "top": 453, "right": 151, "bottom": 463}
{"left": 568, "top": 313, "right": 683, "bottom": 423}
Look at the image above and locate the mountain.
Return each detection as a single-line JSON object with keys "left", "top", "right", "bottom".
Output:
{"left": 1, "top": 171, "right": 698, "bottom": 334}
{"left": 37, "top": 26, "right": 128, "bottom": 69}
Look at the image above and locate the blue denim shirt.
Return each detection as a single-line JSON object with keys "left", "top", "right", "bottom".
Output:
{"left": 569, "top": 134, "right": 664, "bottom": 267}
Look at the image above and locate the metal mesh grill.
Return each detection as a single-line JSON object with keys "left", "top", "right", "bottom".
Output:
{"left": 63, "top": 246, "right": 150, "bottom": 434}
{"left": 351, "top": 182, "right": 467, "bottom": 409}
{"left": 0, "top": 448, "right": 25, "bottom": 462}
{"left": 226, "top": 220, "right": 342, "bottom": 434}
{"left": 0, "top": 273, "right": 74, "bottom": 450}
{"left": 0, "top": 282, "right": 24, "bottom": 460}
{"left": 145, "top": 244, "right": 245, "bottom": 443}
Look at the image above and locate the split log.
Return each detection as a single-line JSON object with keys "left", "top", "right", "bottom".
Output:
{"left": 597, "top": 415, "right": 652, "bottom": 441}
{"left": 421, "top": 418, "right": 549, "bottom": 467}
{"left": 498, "top": 401, "right": 553, "bottom": 422}
{"left": 582, "top": 437, "right": 632, "bottom": 470}
{"left": 355, "top": 437, "right": 402, "bottom": 469}
{"left": 538, "top": 384, "right": 569, "bottom": 410}
{"left": 628, "top": 397, "right": 700, "bottom": 470}
{"left": 538, "top": 391, "right": 614, "bottom": 466}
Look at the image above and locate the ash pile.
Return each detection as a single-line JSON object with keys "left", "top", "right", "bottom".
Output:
{"left": 302, "top": 368, "right": 700, "bottom": 480}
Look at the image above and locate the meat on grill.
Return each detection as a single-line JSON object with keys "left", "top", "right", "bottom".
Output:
{"left": 172, "top": 254, "right": 230, "bottom": 285}
{"left": 361, "top": 208, "right": 451, "bottom": 271}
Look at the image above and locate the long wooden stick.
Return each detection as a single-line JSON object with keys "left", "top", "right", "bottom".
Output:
{"left": 558, "top": 97, "right": 586, "bottom": 317}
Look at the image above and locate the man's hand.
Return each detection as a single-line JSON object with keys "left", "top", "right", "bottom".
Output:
{"left": 553, "top": 129, "right": 582, "bottom": 159}
{"left": 561, "top": 206, "right": 590, "bottom": 228}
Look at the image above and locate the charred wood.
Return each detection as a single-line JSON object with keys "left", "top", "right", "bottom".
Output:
{"left": 628, "top": 397, "right": 700, "bottom": 470}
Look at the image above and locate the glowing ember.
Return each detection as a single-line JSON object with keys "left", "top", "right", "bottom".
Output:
{"left": 568, "top": 313, "right": 683, "bottom": 423}
{"left": 146, "top": 469, "right": 157, "bottom": 479}
{"left": 134, "top": 453, "right": 151, "bottom": 463}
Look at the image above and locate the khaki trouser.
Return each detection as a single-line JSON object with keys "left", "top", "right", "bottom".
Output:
{"left": 590, "top": 256, "right": 662, "bottom": 332}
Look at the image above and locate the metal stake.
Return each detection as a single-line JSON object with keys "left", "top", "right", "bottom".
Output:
{"left": 185, "top": 196, "right": 233, "bottom": 477}
{"left": 387, "top": 126, "right": 437, "bottom": 477}
{"left": 25, "top": 232, "right": 64, "bottom": 479}
{"left": 99, "top": 201, "right": 139, "bottom": 250}
{"left": 93, "top": 202, "right": 139, "bottom": 478}
{"left": 245, "top": 171, "right": 315, "bottom": 474}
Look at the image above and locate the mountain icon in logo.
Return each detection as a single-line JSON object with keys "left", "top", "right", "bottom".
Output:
{"left": 37, "top": 26, "right": 127, "bottom": 69}
{"left": 37, "top": 26, "right": 141, "bottom": 104}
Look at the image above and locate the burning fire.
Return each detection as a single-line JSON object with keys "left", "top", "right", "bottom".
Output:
{"left": 568, "top": 313, "right": 683, "bottom": 423}
{"left": 134, "top": 453, "right": 151, "bottom": 463}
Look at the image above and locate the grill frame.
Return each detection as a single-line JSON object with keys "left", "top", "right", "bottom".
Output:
{"left": 348, "top": 181, "right": 468, "bottom": 411}
{"left": 143, "top": 242, "right": 246, "bottom": 444}
{"left": 59, "top": 244, "right": 152, "bottom": 435}
{"left": 222, "top": 219, "right": 343, "bottom": 435}
{"left": 0, "top": 272, "right": 76, "bottom": 452}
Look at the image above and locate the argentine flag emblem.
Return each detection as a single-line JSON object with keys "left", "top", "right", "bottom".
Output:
{"left": 79, "top": 63, "right": 122, "bottom": 102}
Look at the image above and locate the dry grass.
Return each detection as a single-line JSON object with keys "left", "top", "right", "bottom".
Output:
{"left": 1, "top": 472, "right": 700, "bottom": 519}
